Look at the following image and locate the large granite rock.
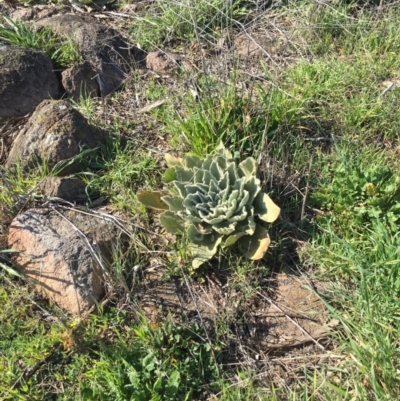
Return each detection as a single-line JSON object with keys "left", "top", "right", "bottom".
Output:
{"left": 8, "top": 208, "right": 123, "bottom": 315}
{"left": 6, "top": 99, "right": 104, "bottom": 175}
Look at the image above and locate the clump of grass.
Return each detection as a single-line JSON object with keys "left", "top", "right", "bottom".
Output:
{"left": 0, "top": 16, "right": 81, "bottom": 69}
{"left": 130, "top": 0, "right": 250, "bottom": 48}
{"left": 81, "top": 137, "right": 159, "bottom": 215}
{"left": 0, "top": 275, "right": 73, "bottom": 400}
{"left": 165, "top": 74, "right": 308, "bottom": 158}
{"left": 291, "top": 1, "right": 400, "bottom": 58}
{"left": 303, "top": 217, "right": 400, "bottom": 399}
{"left": 0, "top": 164, "right": 47, "bottom": 215}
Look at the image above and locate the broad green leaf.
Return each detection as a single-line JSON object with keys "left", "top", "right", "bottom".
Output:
{"left": 160, "top": 211, "right": 185, "bottom": 234}
{"left": 244, "top": 176, "right": 261, "bottom": 204}
{"left": 238, "top": 157, "right": 257, "bottom": 180}
{"left": 163, "top": 167, "right": 176, "bottom": 183}
{"left": 153, "top": 377, "right": 162, "bottom": 391}
{"left": 183, "top": 213, "right": 202, "bottom": 223}
{"left": 222, "top": 232, "right": 247, "bottom": 248}
{"left": 137, "top": 191, "right": 169, "bottom": 210}
{"left": 235, "top": 208, "right": 256, "bottom": 235}
{"left": 187, "top": 223, "right": 204, "bottom": 241}
{"left": 215, "top": 155, "right": 228, "bottom": 171}
{"left": 165, "top": 370, "right": 180, "bottom": 398}
{"left": 175, "top": 166, "right": 194, "bottom": 182}
{"left": 227, "top": 162, "right": 239, "bottom": 186}
{"left": 184, "top": 154, "right": 203, "bottom": 168}
{"left": 162, "top": 195, "right": 184, "bottom": 213}
{"left": 238, "top": 224, "right": 271, "bottom": 260}
{"left": 228, "top": 205, "right": 247, "bottom": 222}
{"left": 165, "top": 153, "right": 183, "bottom": 167}
{"left": 210, "top": 160, "right": 223, "bottom": 181}
{"left": 174, "top": 181, "right": 187, "bottom": 198}
{"left": 253, "top": 192, "right": 280, "bottom": 223}
{"left": 190, "top": 235, "right": 223, "bottom": 269}
{"left": 215, "top": 142, "right": 233, "bottom": 160}
{"left": 212, "top": 220, "right": 236, "bottom": 235}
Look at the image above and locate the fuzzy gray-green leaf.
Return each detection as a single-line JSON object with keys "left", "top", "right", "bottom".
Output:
{"left": 222, "top": 232, "right": 248, "bottom": 248}
{"left": 160, "top": 211, "right": 185, "bottom": 234}
{"left": 238, "top": 157, "right": 257, "bottom": 180}
{"left": 184, "top": 154, "right": 203, "bottom": 168}
{"left": 175, "top": 166, "right": 194, "bottom": 183}
{"left": 187, "top": 224, "right": 204, "bottom": 241}
{"left": 190, "top": 234, "right": 223, "bottom": 269}
{"left": 253, "top": 192, "right": 281, "bottom": 223}
{"left": 162, "top": 195, "right": 184, "bottom": 213}
{"left": 238, "top": 224, "right": 271, "bottom": 260}
{"left": 215, "top": 142, "right": 233, "bottom": 160}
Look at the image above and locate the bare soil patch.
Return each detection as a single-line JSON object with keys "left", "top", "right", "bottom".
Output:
{"left": 139, "top": 266, "right": 335, "bottom": 384}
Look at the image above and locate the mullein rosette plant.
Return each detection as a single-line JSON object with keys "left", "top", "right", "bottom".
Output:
{"left": 138, "top": 143, "right": 280, "bottom": 268}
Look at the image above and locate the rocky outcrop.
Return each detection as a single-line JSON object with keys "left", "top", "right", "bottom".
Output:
{"left": 8, "top": 208, "right": 123, "bottom": 315}
{"left": 6, "top": 99, "right": 104, "bottom": 175}
{"left": 38, "top": 14, "right": 146, "bottom": 97}
{"left": 0, "top": 45, "right": 59, "bottom": 117}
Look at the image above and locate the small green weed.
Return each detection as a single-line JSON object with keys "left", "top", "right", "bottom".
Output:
{"left": 82, "top": 318, "right": 220, "bottom": 400}
{"left": 310, "top": 146, "right": 400, "bottom": 232}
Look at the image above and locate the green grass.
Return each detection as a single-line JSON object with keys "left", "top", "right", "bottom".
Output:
{"left": 80, "top": 136, "right": 159, "bottom": 215}
{"left": 2, "top": 0, "right": 400, "bottom": 400}
{"left": 0, "top": 16, "right": 81, "bottom": 69}
{"left": 129, "top": 0, "right": 250, "bottom": 48}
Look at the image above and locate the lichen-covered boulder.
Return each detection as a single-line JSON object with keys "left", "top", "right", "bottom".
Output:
{"left": 6, "top": 99, "right": 104, "bottom": 175}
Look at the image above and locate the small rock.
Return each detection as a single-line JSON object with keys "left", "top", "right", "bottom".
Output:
{"left": 62, "top": 61, "right": 99, "bottom": 100}
{"left": 146, "top": 51, "right": 180, "bottom": 75}
{"left": 6, "top": 99, "right": 104, "bottom": 175}
{"left": 0, "top": 45, "right": 60, "bottom": 117}
{"left": 10, "top": 7, "right": 36, "bottom": 21}
{"left": 36, "top": 6, "right": 61, "bottom": 20}
{"left": 8, "top": 208, "right": 123, "bottom": 315}
{"left": 38, "top": 176, "right": 88, "bottom": 203}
